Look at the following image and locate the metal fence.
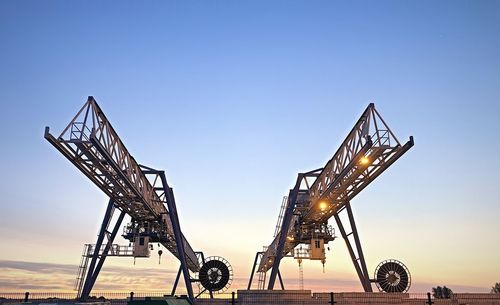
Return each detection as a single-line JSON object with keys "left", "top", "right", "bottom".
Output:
{"left": 1, "top": 291, "right": 499, "bottom": 305}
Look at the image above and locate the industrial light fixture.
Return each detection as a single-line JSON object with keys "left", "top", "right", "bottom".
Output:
{"left": 359, "top": 156, "right": 370, "bottom": 165}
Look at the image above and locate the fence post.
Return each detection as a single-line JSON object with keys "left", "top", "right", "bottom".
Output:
{"left": 24, "top": 292, "right": 29, "bottom": 302}
{"left": 328, "top": 292, "right": 336, "bottom": 305}
{"left": 130, "top": 292, "right": 134, "bottom": 301}
{"left": 231, "top": 291, "right": 236, "bottom": 305}
{"left": 426, "top": 292, "right": 434, "bottom": 305}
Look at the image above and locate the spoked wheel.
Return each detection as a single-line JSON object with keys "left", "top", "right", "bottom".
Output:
{"left": 374, "top": 259, "right": 411, "bottom": 293}
{"left": 198, "top": 256, "right": 233, "bottom": 293}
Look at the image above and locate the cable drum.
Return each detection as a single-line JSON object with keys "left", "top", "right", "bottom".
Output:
{"left": 374, "top": 259, "right": 411, "bottom": 293}
{"left": 198, "top": 256, "right": 233, "bottom": 293}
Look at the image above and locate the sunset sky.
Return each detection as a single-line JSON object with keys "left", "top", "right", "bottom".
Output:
{"left": 1, "top": 0, "right": 499, "bottom": 295}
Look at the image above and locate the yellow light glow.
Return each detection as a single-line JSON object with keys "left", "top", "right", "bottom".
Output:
{"left": 360, "top": 156, "right": 370, "bottom": 165}
{"left": 319, "top": 201, "right": 328, "bottom": 211}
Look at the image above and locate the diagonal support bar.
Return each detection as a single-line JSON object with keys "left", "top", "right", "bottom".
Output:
{"left": 80, "top": 200, "right": 114, "bottom": 299}
{"left": 267, "top": 174, "right": 303, "bottom": 290}
{"left": 334, "top": 204, "right": 372, "bottom": 292}
{"left": 345, "top": 202, "right": 372, "bottom": 292}
{"left": 247, "top": 252, "right": 262, "bottom": 290}
{"left": 171, "top": 265, "right": 182, "bottom": 296}
{"left": 80, "top": 200, "right": 125, "bottom": 299}
{"left": 277, "top": 269, "right": 285, "bottom": 290}
{"left": 88, "top": 209, "right": 126, "bottom": 293}
{"left": 160, "top": 172, "right": 194, "bottom": 300}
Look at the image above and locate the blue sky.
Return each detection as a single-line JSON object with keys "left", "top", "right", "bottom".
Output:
{"left": 0, "top": 0, "right": 499, "bottom": 293}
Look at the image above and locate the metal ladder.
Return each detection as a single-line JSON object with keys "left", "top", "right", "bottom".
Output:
{"left": 257, "top": 271, "right": 266, "bottom": 290}
{"left": 273, "top": 196, "right": 288, "bottom": 238}
{"left": 255, "top": 250, "right": 267, "bottom": 290}
{"left": 299, "top": 260, "right": 304, "bottom": 290}
{"left": 74, "top": 244, "right": 91, "bottom": 295}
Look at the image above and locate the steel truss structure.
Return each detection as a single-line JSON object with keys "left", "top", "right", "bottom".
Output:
{"left": 248, "top": 103, "right": 414, "bottom": 291}
{"left": 45, "top": 97, "right": 209, "bottom": 301}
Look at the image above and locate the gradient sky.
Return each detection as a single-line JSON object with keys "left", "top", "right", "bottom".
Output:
{"left": 0, "top": 0, "right": 499, "bottom": 294}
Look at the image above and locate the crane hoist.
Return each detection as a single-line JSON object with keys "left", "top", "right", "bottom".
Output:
{"left": 248, "top": 103, "right": 414, "bottom": 293}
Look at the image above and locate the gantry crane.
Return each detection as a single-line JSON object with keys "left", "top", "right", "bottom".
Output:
{"left": 248, "top": 104, "right": 414, "bottom": 293}
{"left": 45, "top": 97, "right": 233, "bottom": 301}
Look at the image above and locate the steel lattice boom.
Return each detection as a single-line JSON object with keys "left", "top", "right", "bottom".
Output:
{"left": 249, "top": 103, "right": 414, "bottom": 291}
{"left": 45, "top": 96, "right": 207, "bottom": 300}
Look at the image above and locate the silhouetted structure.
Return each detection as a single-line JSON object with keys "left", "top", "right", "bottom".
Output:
{"left": 45, "top": 97, "right": 232, "bottom": 301}
{"left": 248, "top": 104, "right": 414, "bottom": 292}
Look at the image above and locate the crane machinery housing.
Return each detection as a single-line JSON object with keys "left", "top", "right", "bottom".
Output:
{"left": 247, "top": 103, "right": 414, "bottom": 293}
{"left": 45, "top": 97, "right": 233, "bottom": 302}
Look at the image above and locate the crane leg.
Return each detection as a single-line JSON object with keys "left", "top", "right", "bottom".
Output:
{"left": 248, "top": 252, "right": 262, "bottom": 289}
{"left": 160, "top": 172, "right": 195, "bottom": 300}
{"left": 277, "top": 269, "right": 285, "bottom": 290}
{"left": 334, "top": 202, "right": 372, "bottom": 292}
{"left": 345, "top": 202, "right": 372, "bottom": 291}
{"left": 80, "top": 200, "right": 125, "bottom": 300}
{"left": 267, "top": 174, "right": 303, "bottom": 290}
{"left": 171, "top": 266, "right": 182, "bottom": 296}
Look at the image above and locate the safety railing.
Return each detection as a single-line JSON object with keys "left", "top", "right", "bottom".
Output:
{"left": 1, "top": 291, "right": 499, "bottom": 305}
